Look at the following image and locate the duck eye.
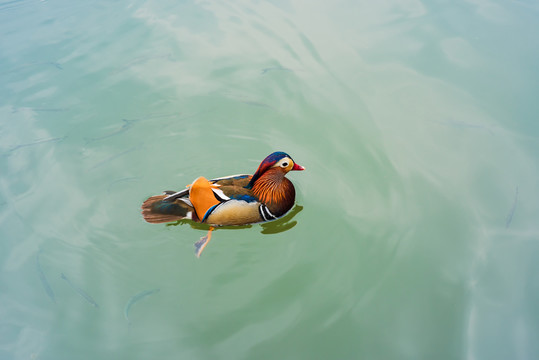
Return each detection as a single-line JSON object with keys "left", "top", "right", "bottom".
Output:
{"left": 281, "top": 162, "right": 289, "bottom": 167}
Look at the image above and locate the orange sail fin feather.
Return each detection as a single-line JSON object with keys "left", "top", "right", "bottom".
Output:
{"left": 188, "top": 177, "right": 221, "bottom": 220}
{"left": 141, "top": 151, "right": 304, "bottom": 256}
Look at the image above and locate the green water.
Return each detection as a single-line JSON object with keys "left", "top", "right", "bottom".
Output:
{"left": 2, "top": 1, "right": 539, "bottom": 359}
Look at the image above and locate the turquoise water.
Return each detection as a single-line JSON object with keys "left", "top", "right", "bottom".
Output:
{"left": 2, "top": 0, "right": 539, "bottom": 359}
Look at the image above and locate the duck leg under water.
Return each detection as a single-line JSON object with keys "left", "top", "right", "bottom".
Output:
{"left": 194, "top": 227, "right": 214, "bottom": 258}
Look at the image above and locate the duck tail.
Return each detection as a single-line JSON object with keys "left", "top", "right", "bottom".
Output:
{"left": 141, "top": 195, "right": 194, "bottom": 223}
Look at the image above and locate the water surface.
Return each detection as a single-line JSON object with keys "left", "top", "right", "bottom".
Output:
{"left": 1, "top": 1, "right": 539, "bottom": 359}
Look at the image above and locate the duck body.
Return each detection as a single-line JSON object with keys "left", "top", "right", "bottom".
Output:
{"left": 141, "top": 152, "right": 304, "bottom": 227}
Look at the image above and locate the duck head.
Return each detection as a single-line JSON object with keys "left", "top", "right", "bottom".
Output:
{"left": 246, "top": 151, "right": 304, "bottom": 189}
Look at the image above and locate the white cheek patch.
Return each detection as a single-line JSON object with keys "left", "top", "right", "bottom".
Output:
{"left": 273, "top": 157, "right": 293, "bottom": 171}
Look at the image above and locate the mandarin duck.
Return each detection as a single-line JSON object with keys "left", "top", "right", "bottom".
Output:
{"left": 141, "top": 151, "right": 304, "bottom": 257}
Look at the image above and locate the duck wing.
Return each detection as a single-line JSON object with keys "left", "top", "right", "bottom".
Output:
{"left": 142, "top": 174, "right": 257, "bottom": 225}
{"left": 162, "top": 174, "right": 252, "bottom": 202}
